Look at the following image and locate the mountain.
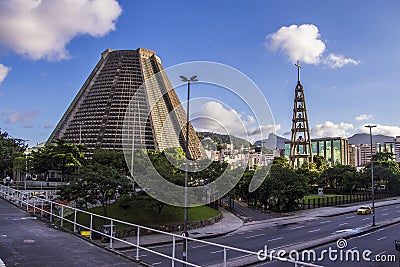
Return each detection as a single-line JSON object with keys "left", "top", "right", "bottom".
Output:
{"left": 254, "top": 133, "right": 289, "bottom": 150}
{"left": 197, "top": 132, "right": 252, "bottom": 148}
{"left": 348, "top": 133, "right": 394, "bottom": 145}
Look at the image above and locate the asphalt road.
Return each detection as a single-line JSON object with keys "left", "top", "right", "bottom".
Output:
{"left": 256, "top": 223, "right": 400, "bottom": 267}
{"left": 127, "top": 204, "right": 400, "bottom": 266}
{"left": 0, "top": 198, "right": 138, "bottom": 267}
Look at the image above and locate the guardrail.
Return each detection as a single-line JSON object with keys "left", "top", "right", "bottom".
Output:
{"left": 0, "top": 185, "right": 321, "bottom": 267}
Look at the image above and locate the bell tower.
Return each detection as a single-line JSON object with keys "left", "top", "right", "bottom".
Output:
{"left": 289, "top": 61, "right": 313, "bottom": 168}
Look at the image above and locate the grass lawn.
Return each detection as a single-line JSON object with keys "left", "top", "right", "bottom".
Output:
{"left": 65, "top": 198, "right": 220, "bottom": 231}
{"left": 301, "top": 194, "right": 360, "bottom": 204}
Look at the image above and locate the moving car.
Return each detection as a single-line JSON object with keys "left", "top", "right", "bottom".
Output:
{"left": 357, "top": 206, "right": 372, "bottom": 215}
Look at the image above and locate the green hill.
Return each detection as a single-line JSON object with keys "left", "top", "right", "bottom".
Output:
{"left": 197, "top": 132, "right": 252, "bottom": 148}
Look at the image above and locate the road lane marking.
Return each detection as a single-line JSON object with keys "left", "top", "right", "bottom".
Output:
{"left": 346, "top": 216, "right": 355, "bottom": 219}
{"left": 152, "top": 262, "right": 162, "bottom": 265}
{"left": 339, "top": 223, "right": 348, "bottom": 226}
{"left": 290, "top": 226, "right": 304, "bottom": 230}
{"left": 382, "top": 208, "right": 389, "bottom": 211}
{"left": 267, "top": 237, "right": 283, "bottom": 242}
{"left": 320, "top": 220, "right": 331, "bottom": 224}
{"left": 245, "top": 233, "right": 265, "bottom": 239}
{"left": 362, "top": 217, "right": 370, "bottom": 221}
{"left": 192, "top": 244, "right": 209, "bottom": 249}
{"left": 308, "top": 229, "right": 320, "bottom": 233}
{"left": 211, "top": 249, "right": 225, "bottom": 254}
{"left": 376, "top": 251, "right": 387, "bottom": 256}
{"left": 377, "top": 237, "right": 387, "bottom": 241}
{"left": 382, "top": 213, "right": 388, "bottom": 216}
{"left": 230, "top": 254, "right": 253, "bottom": 261}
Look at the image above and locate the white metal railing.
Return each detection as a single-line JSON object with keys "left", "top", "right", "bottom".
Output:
{"left": 0, "top": 185, "right": 322, "bottom": 267}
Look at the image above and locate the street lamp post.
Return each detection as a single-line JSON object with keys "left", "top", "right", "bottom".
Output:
{"left": 180, "top": 75, "right": 198, "bottom": 265}
{"left": 365, "top": 124, "right": 377, "bottom": 226}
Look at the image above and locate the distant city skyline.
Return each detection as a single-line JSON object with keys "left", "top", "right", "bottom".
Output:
{"left": 0, "top": 1, "right": 399, "bottom": 146}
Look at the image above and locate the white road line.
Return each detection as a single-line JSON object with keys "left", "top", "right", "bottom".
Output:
{"left": 397, "top": 210, "right": 400, "bottom": 213}
{"left": 376, "top": 251, "right": 387, "bottom": 256}
{"left": 362, "top": 217, "right": 370, "bottom": 221}
{"left": 346, "top": 216, "right": 355, "bottom": 219}
{"left": 211, "top": 249, "right": 225, "bottom": 254}
{"left": 245, "top": 233, "right": 265, "bottom": 239}
{"left": 138, "top": 254, "right": 147, "bottom": 257}
{"left": 377, "top": 237, "right": 387, "bottom": 241}
{"left": 308, "top": 229, "right": 321, "bottom": 233}
{"left": 152, "top": 262, "right": 162, "bottom": 266}
{"left": 339, "top": 223, "right": 348, "bottom": 226}
{"left": 230, "top": 253, "right": 253, "bottom": 261}
{"left": 382, "top": 208, "right": 389, "bottom": 211}
{"left": 150, "top": 244, "right": 174, "bottom": 249}
{"left": 382, "top": 213, "right": 388, "bottom": 216}
{"left": 290, "top": 226, "right": 304, "bottom": 230}
{"left": 192, "top": 244, "right": 209, "bottom": 249}
{"left": 267, "top": 237, "right": 283, "bottom": 242}
{"left": 320, "top": 220, "right": 331, "bottom": 224}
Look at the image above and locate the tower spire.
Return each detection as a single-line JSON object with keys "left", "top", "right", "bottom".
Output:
{"left": 289, "top": 61, "right": 313, "bottom": 168}
{"left": 295, "top": 60, "right": 301, "bottom": 82}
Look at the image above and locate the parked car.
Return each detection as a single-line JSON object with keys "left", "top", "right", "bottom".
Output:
{"left": 357, "top": 206, "right": 372, "bottom": 215}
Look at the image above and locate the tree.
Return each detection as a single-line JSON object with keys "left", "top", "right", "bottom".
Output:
{"left": 0, "top": 129, "right": 27, "bottom": 178}
{"left": 363, "top": 152, "right": 400, "bottom": 195}
{"left": 319, "top": 165, "right": 359, "bottom": 193}
{"left": 78, "top": 163, "right": 129, "bottom": 216}
{"left": 31, "top": 139, "right": 85, "bottom": 181}
{"left": 264, "top": 164, "right": 308, "bottom": 212}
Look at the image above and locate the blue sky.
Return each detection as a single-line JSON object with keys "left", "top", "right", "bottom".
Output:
{"left": 0, "top": 0, "right": 399, "bottom": 146}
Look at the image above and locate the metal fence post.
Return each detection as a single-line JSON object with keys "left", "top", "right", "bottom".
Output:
{"left": 110, "top": 219, "right": 113, "bottom": 249}
{"left": 172, "top": 236, "right": 175, "bottom": 267}
{"left": 50, "top": 202, "right": 53, "bottom": 223}
{"left": 74, "top": 208, "right": 77, "bottom": 232}
{"left": 61, "top": 206, "right": 64, "bottom": 227}
{"left": 41, "top": 200, "right": 44, "bottom": 216}
{"left": 90, "top": 214, "right": 93, "bottom": 240}
{"left": 223, "top": 247, "right": 227, "bottom": 267}
{"left": 136, "top": 226, "right": 140, "bottom": 260}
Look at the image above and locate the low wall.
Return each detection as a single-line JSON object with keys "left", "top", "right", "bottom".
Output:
{"left": 113, "top": 212, "right": 223, "bottom": 238}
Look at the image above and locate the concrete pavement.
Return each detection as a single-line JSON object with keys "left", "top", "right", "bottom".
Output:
{"left": 0, "top": 198, "right": 140, "bottom": 267}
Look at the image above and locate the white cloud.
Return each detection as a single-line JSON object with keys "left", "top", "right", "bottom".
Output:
{"left": 355, "top": 114, "right": 373, "bottom": 121}
{"left": 0, "top": 63, "right": 11, "bottom": 85}
{"left": 358, "top": 124, "right": 400, "bottom": 137}
{"left": 191, "top": 101, "right": 278, "bottom": 142}
{"left": 266, "top": 24, "right": 359, "bottom": 68}
{"left": 311, "top": 121, "right": 354, "bottom": 137}
{"left": 0, "top": 0, "right": 122, "bottom": 61}
{"left": 323, "top": 53, "right": 360, "bottom": 68}
{"left": 1, "top": 110, "right": 38, "bottom": 123}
